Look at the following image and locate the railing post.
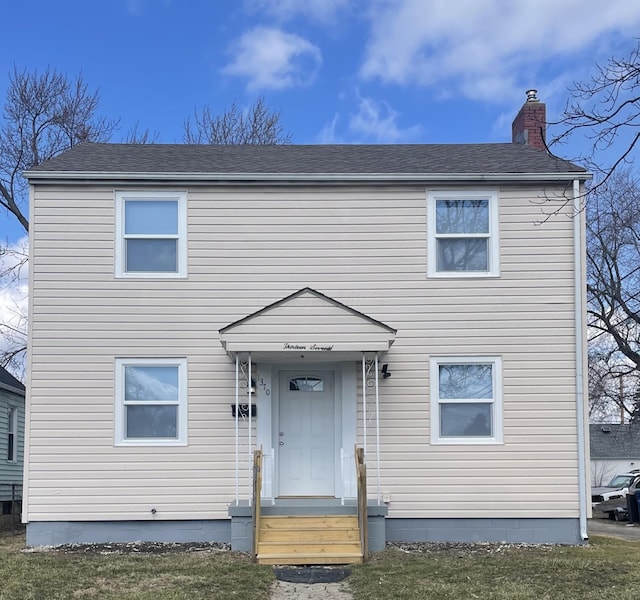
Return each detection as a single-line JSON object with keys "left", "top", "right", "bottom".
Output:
{"left": 355, "top": 446, "right": 369, "bottom": 562}
{"left": 251, "top": 448, "right": 263, "bottom": 563}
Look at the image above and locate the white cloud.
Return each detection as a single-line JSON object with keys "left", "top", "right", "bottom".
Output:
{"left": 125, "top": 0, "right": 172, "bottom": 15}
{"left": 318, "top": 114, "right": 342, "bottom": 143}
{"left": 360, "top": 0, "right": 640, "bottom": 102}
{"left": 224, "top": 27, "right": 322, "bottom": 90}
{"left": 246, "top": 0, "right": 351, "bottom": 23}
{"left": 318, "top": 95, "right": 422, "bottom": 143}
{"left": 349, "top": 95, "right": 422, "bottom": 142}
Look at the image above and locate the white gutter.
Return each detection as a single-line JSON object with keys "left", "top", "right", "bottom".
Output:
{"left": 23, "top": 171, "right": 591, "bottom": 183}
{"left": 574, "top": 178, "right": 589, "bottom": 541}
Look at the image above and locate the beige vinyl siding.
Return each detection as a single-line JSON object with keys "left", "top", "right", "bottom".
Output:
{"left": 26, "top": 183, "right": 581, "bottom": 521}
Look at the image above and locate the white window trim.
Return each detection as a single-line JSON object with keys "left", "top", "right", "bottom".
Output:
{"left": 115, "top": 190, "right": 187, "bottom": 278}
{"left": 427, "top": 189, "right": 500, "bottom": 278}
{"left": 114, "top": 358, "right": 188, "bottom": 447}
{"left": 7, "top": 406, "right": 17, "bottom": 462}
{"left": 430, "top": 356, "right": 503, "bottom": 445}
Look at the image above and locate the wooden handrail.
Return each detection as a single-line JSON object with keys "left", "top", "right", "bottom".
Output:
{"left": 355, "top": 446, "right": 368, "bottom": 561}
{"left": 251, "top": 448, "right": 263, "bottom": 562}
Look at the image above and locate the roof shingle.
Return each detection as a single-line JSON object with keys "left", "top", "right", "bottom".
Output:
{"left": 25, "top": 142, "right": 587, "bottom": 177}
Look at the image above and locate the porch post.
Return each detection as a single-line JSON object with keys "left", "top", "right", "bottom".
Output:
{"left": 235, "top": 354, "right": 239, "bottom": 505}
{"left": 361, "top": 353, "right": 367, "bottom": 455}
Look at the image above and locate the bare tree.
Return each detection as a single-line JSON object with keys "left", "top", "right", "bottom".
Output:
{"left": 0, "top": 67, "right": 119, "bottom": 376}
{"left": 588, "top": 346, "right": 639, "bottom": 423}
{"left": 551, "top": 41, "right": 640, "bottom": 184}
{"left": 0, "top": 67, "right": 118, "bottom": 233}
{"left": 586, "top": 170, "right": 640, "bottom": 420}
{"left": 183, "top": 97, "right": 291, "bottom": 145}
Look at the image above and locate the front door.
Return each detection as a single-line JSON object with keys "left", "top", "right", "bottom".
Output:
{"left": 278, "top": 371, "right": 335, "bottom": 496}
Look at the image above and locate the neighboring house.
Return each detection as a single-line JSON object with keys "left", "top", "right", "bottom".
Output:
{"left": 22, "top": 92, "right": 591, "bottom": 560}
{"left": 590, "top": 424, "right": 640, "bottom": 485}
{"left": 1, "top": 366, "right": 25, "bottom": 514}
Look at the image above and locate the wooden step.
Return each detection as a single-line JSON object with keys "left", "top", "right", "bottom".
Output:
{"left": 260, "top": 527, "right": 360, "bottom": 542}
{"left": 256, "top": 514, "right": 363, "bottom": 565}
{"left": 257, "top": 552, "right": 363, "bottom": 565}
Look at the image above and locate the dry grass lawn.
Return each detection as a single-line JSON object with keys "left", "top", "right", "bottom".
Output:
{"left": 3, "top": 529, "right": 640, "bottom": 599}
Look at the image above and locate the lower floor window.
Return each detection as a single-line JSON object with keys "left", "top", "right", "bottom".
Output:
{"left": 115, "top": 358, "right": 188, "bottom": 446}
{"left": 7, "top": 407, "right": 17, "bottom": 461}
{"left": 430, "top": 356, "right": 503, "bottom": 444}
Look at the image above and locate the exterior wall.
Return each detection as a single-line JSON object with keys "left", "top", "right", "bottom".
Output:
{"left": 25, "top": 183, "right": 582, "bottom": 527}
{"left": 1, "top": 389, "right": 25, "bottom": 501}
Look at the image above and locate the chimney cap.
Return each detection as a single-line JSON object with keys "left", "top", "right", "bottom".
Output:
{"left": 526, "top": 89, "right": 539, "bottom": 102}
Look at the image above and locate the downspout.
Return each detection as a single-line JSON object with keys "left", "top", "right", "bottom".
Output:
{"left": 235, "top": 354, "right": 239, "bottom": 505}
{"left": 574, "top": 178, "right": 589, "bottom": 541}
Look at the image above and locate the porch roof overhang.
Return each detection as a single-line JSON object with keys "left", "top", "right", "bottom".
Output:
{"left": 219, "top": 288, "right": 396, "bottom": 361}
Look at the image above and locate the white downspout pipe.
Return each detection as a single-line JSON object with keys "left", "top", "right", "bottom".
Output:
{"left": 574, "top": 178, "right": 589, "bottom": 541}
{"left": 248, "top": 353, "right": 253, "bottom": 506}
{"left": 375, "top": 354, "right": 381, "bottom": 505}
{"left": 235, "top": 354, "right": 239, "bottom": 505}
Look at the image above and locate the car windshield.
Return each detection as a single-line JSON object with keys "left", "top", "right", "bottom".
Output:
{"left": 607, "top": 475, "right": 633, "bottom": 488}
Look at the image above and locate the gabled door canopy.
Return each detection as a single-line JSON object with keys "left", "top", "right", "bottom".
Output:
{"left": 219, "top": 287, "right": 396, "bottom": 361}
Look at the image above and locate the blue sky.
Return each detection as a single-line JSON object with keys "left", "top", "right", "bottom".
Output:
{"left": 2, "top": 0, "right": 640, "bottom": 244}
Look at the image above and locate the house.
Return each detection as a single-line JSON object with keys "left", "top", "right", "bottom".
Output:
{"left": 590, "top": 424, "right": 640, "bottom": 485}
{"left": 1, "top": 366, "right": 25, "bottom": 515}
{"left": 22, "top": 92, "right": 591, "bottom": 561}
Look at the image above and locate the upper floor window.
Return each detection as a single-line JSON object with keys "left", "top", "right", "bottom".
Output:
{"left": 427, "top": 190, "right": 499, "bottom": 277}
{"left": 115, "top": 358, "right": 188, "bottom": 446}
{"left": 430, "top": 356, "right": 503, "bottom": 444}
{"left": 7, "top": 407, "right": 17, "bottom": 461}
{"left": 115, "top": 191, "right": 187, "bottom": 277}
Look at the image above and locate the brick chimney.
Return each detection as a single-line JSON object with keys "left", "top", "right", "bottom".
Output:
{"left": 512, "top": 89, "right": 546, "bottom": 151}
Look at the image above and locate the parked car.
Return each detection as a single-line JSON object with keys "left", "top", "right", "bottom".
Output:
{"left": 592, "top": 470, "right": 640, "bottom": 505}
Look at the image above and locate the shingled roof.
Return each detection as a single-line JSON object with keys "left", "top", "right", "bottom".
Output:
{"left": 25, "top": 142, "right": 587, "bottom": 180}
{"left": 0, "top": 366, "right": 25, "bottom": 395}
{"left": 590, "top": 424, "right": 640, "bottom": 459}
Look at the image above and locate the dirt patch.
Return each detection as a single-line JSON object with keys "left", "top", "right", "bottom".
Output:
{"left": 384, "top": 541, "right": 558, "bottom": 556}
{"left": 23, "top": 540, "right": 235, "bottom": 555}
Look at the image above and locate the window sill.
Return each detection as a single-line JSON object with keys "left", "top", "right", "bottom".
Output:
{"left": 115, "top": 273, "right": 188, "bottom": 279}
{"left": 431, "top": 438, "right": 503, "bottom": 445}
{"left": 427, "top": 272, "right": 501, "bottom": 279}
{"left": 115, "top": 439, "right": 188, "bottom": 447}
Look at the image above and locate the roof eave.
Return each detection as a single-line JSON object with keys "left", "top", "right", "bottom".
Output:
{"left": 23, "top": 171, "right": 592, "bottom": 183}
{"left": 0, "top": 382, "right": 25, "bottom": 396}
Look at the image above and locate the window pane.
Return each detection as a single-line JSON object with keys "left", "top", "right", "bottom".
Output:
{"left": 125, "top": 200, "right": 178, "bottom": 235}
{"left": 125, "top": 366, "right": 179, "bottom": 401}
{"left": 126, "top": 239, "right": 177, "bottom": 272}
{"left": 126, "top": 405, "right": 177, "bottom": 438}
{"left": 439, "top": 364, "right": 493, "bottom": 399}
{"left": 289, "top": 377, "right": 324, "bottom": 391}
{"left": 436, "top": 199, "right": 489, "bottom": 234}
{"left": 437, "top": 238, "right": 488, "bottom": 271}
{"left": 440, "top": 403, "right": 492, "bottom": 437}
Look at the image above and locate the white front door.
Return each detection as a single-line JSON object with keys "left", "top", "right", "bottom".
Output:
{"left": 278, "top": 371, "right": 335, "bottom": 496}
